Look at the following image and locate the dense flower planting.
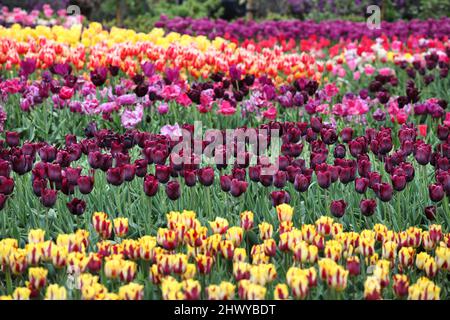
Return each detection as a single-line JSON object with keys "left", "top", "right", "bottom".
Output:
{"left": 0, "top": 13, "right": 449, "bottom": 300}
{"left": 0, "top": 206, "right": 448, "bottom": 300}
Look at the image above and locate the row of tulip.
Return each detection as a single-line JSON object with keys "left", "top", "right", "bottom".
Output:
{"left": 0, "top": 114, "right": 449, "bottom": 226}
{"left": 0, "top": 205, "right": 447, "bottom": 300}
{"left": 155, "top": 16, "right": 450, "bottom": 42}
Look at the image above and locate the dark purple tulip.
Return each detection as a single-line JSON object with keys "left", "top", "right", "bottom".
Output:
{"left": 349, "top": 140, "right": 364, "bottom": 158}
{"left": 374, "top": 182, "right": 393, "bottom": 202}
{"left": 424, "top": 205, "right": 436, "bottom": 221}
{"left": 340, "top": 127, "right": 353, "bottom": 143}
{"left": 220, "top": 175, "right": 232, "bottom": 192}
{"left": 368, "top": 172, "right": 382, "bottom": 189}
{"left": 5, "top": 132, "right": 20, "bottom": 147}
{"left": 122, "top": 164, "right": 136, "bottom": 182}
{"left": 0, "top": 176, "right": 14, "bottom": 195}
{"left": 260, "top": 174, "right": 273, "bottom": 187}
{"left": 39, "top": 145, "right": 57, "bottom": 162}
{"left": 429, "top": 184, "right": 444, "bottom": 202}
{"left": 41, "top": 189, "right": 58, "bottom": 208}
{"left": 270, "top": 190, "right": 290, "bottom": 207}
{"left": 330, "top": 200, "right": 347, "bottom": 218}
{"left": 391, "top": 174, "right": 407, "bottom": 192}
{"left": 165, "top": 180, "right": 181, "bottom": 200}
{"left": 184, "top": 170, "right": 197, "bottom": 187}
{"left": 77, "top": 176, "right": 94, "bottom": 194}
{"left": 106, "top": 167, "right": 125, "bottom": 186}
{"left": 230, "top": 179, "right": 248, "bottom": 197}
{"left": 0, "top": 194, "right": 7, "bottom": 210}
{"left": 400, "top": 162, "right": 415, "bottom": 182}
{"left": 12, "top": 155, "right": 33, "bottom": 175}
{"left": 67, "top": 198, "right": 86, "bottom": 216}
{"left": 0, "top": 160, "right": 11, "bottom": 177}
{"left": 316, "top": 170, "right": 331, "bottom": 189}
{"left": 47, "top": 163, "right": 62, "bottom": 182}
{"left": 232, "top": 168, "right": 246, "bottom": 181}
{"left": 321, "top": 128, "right": 337, "bottom": 145}
{"left": 249, "top": 165, "right": 261, "bottom": 182}
{"left": 437, "top": 125, "right": 449, "bottom": 141}
{"left": 88, "top": 151, "right": 103, "bottom": 169}
{"left": 65, "top": 167, "right": 82, "bottom": 185}
{"left": 334, "top": 144, "right": 346, "bottom": 158}
{"left": 414, "top": 143, "right": 431, "bottom": 165}
{"left": 32, "top": 178, "right": 47, "bottom": 197}
{"left": 90, "top": 67, "right": 108, "bottom": 87}
{"left": 360, "top": 199, "right": 377, "bottom": 217}
{"left": 19, "top": 58, "right": 36, "bottom": 77}
{"left": 155, "top": 165, "right": 171, "bottom": 183}
{"left": 339, "top": 166, "right": 356, "bottom": 184}
{"left": 294, "top": 174, "right": 310, "bottom": 192}
{"left": 99, "top": 154, "right": 113, "bottom": 172}
{"left": 22, "top": 143, "right": 36, "bottom": 157}
{"left": 310, "top": 116, "right": 322, "bottom": 133}
{"left": 198, "top": 167, "right": 214, "bottom": 186}
{"left": 143, "top": 174, "right": 159, "bottom": 196}
{"left": 273, "top": 171, "right": 287, "bottom": 188}
{"left": 135, "top": 159, "right": 148, "bottom": 178}
{"left": 355, "top": 177, "right": 369, "bottom": 194}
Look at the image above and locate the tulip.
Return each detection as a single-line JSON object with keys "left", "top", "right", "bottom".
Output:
{"left": 273, "top": 171, "right": 287, "bottom": 188}
{"left": 198, "top": 167, "right": 214, "bottom": 186}
{"left": 106, "top": 167, "right": 124, "bottom": 186}
{"left": 179, "top": 168, "right": 195, "bottom": 187}
{"left": 45, "top": 284, "right": 67, "bottom": 300}
{"left": 90, "top": 67, "right": 108, "bottom": 87}
{"left": 249, "top": 165, "right": 261, "bottom": 182}
{"left": 429, "top": 184, "right": 444, "bottom": 202}
{"left": 0, "top": 176, "right": 14, "bottom": 195}
{"left": 294, "top": 174, "right": 310, "bottom": 192}
{"left": 77, "top": 176, "right": 94, "bottom": 194}
{"left": 143, "top": 174, "right": 159, "bottom": 197}
{"left": 391, "top": 174, "right": 407, "bottom": 191}
{"left": 220, "top": 175, "right": 231, "bottom": 192}
{"left": 66, "top": 198, "right": 86, "bottom": 216}
{"left": 374, "top": 182, "right": 393, "bottom": 202}
{"left": 118, "top": 283, "right": 144, "bottom": 300}
{"left": 316, "top": 170, "right": 331, "bottom": 189}
{"left": 28, "top": 267, "right": 48, "bottom": 291}
{"left": 134, "top": 159, "right": 148, "bottom": 177}
{"left": 364, "top": 276, "right": 382, "bottom": 300}
{"left": 41, "top": 189, "right": 57, "bottom": 208}
{"left": 360, "top": 199, "right": 377, "bottom": 216}
{"left": 330, "top": 200, "right": 347, "bottom": 218}
{"left": 196, "top": 254, "right": 214, "bottom": 274}
{"left": 346, "top": 256, "right": 360, "bottom": 276}
{"left": 165, "top": 180, "right": 181, "bottom": 200}
{"left": 39, "top": 145, "right": 57, "bottom": 162}
{"left": 5, "top": 132, "right": 20, "bottom": 147}
{"left": 240, "top": 211, "right": 254, "bottom": 231}
{"left": 113, "top": 218, "right": 129, "bottom": 238}
{"left": 230, "top": 179, "right": 248, "bottom": 197}
{"left": 355, "top": 177, "right": 369, "bottom": 194}
{"left": 47, "top": 163, "right": 62, "bottom": 182}
{"left": 155, "top": 164, "right": 171, "bottom": 183}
